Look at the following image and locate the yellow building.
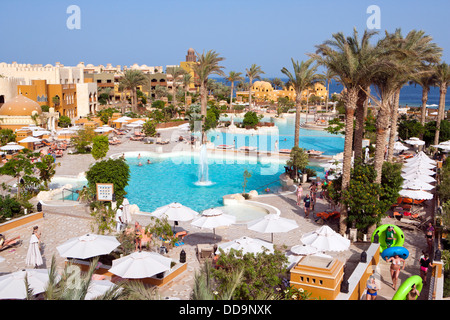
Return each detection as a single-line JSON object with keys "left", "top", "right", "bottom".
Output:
{"left": 179, "top": 48, "right": 199, "bottom": 92}
{"left": 290, "top": 255, "right": 344, "bottom": 300}
{"left": 0, "top": 94, "right": 43, "bottom": 131}
{"left": 17, "top": 80, "right": 77, "bottom": 117}
{"left": 236, "top": 81, "right": 328, "bottom": 106}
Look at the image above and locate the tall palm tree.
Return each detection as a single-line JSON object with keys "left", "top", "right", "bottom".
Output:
{"left": 384, "top": 29, "right": 441, "bottom": 162}
{"left": 320, "top": 68, "right": 337, "bottom": 113}
{"left": 166, "top": 66, "right": 186, "bottom": 109}
{"left": 225, "top": 71, "right": 244, "bottom": 110}
{"left": 245, "top": 64, "right": 265, "bottom": 109}
{"left": 310, "top": 28, "right": 384, "bottom": 234}
{"left": 433, "top": 62, "right": 450, "bottom": 146}
{"left": 119, "top": 70, "right": 148, "bottom": 113}
{"left": 192, "top": 50, "right": 226, "bottom": 143}
{"left": 281, "top": 58, "right": 320, "bottom": 147}
{"left": 182, "top": 73, "right": 193, "bottom": 112}
{"left": 411, "top": 73, "right": 437, "bottom": 126}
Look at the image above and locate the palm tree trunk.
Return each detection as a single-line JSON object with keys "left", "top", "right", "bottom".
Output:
{"left": 294, "top": 95, "right": 302, "bottom": 147}
{"left": 229, "top": 82, "right": 234, "bottom": 110}
{"left": 248, "top": 77, "right": 253, "bottom": 110}
{"left": 434, "top": 85, "right": 447, "bottom": 146}
{"left": 387, "top": 89, "right": 401, "bottom": 162}
{"left": 339, "top": 88, "right": 358, "bottom": 235}
{"left": 420, "top": 87, "right": 429, "bottom": 126}
{"left": 132, "top": 87, "right": 138, "bottom": 113}
{"left": 354, "top": 88, "right": 368, "bottom": 159}
{"left": 373, "top": 100, "right": 391, "bottom": 184}
{"left": 326, "top": 81, "right": 330, "bottom": 112}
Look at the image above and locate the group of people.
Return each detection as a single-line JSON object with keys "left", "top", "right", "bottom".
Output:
{"left": 296, "top": 181, "right": 322, "bottom": 218}
{"left": 366, "top": 223, "right": 436, "bottom": 300}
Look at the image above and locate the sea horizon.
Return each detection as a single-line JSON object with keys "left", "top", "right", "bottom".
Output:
{"left": 212, "top": 77, "right": 450, "bottom": 110}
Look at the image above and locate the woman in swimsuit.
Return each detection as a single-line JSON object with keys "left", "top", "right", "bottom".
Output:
{"left": 419, "top": 253, "right": 433, "bottom": 285}
{"left": 425, "top": 222, "right": 434, "bottom": 254}
{"left": 386, "top": 254, "right": 405, "bottom": 290}
{"left": 134, "top": 222, "right": 143, "bottom": 251}
{"left": 365, "top": 275, "right": 379, "bottom": 300}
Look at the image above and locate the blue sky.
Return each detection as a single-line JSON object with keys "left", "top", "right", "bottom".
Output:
{"left": 1, "top": 0, "right": 450, "bottom": 77}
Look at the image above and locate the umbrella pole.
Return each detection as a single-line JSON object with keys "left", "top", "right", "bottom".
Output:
{"left": 271, "top": 233, "right": 274, "bottom": 243}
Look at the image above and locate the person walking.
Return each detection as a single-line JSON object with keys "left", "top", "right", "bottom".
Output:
{"left": 134, "top": 222, "right": 143, "bottom": 252}
{"left": 303, "top": 194, "right": 312, "bottom": 218}
{"left": 407, "top": 283, "right": 420, "bottom": 300}
{"left": 365, "top": 275, "right": 379, "bottom": 300}
{"left": 425, "top": 222, "right": 435, "bottom": 254}
{"left": 385, "top": 225, "right": 396, "bottom": 248}
{"left": 26, "top": 226, "right": 43, "bottom": 268}
{"left": 296, "top": 184, "right": 303, "bottom": 206}
{"left": 115, "top": 205, "right": 124, "bottom": 233}
{"left": 385, "top": 254, "right": 405, "bottom": 290}
{"left": 419, "top": 252, "right": 433, "bottom": 286}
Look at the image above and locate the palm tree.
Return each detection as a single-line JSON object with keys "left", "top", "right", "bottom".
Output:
{"left": 119, "top": 70, "right": 148, "bottom": 113}
{"left": 225, "top": 71, "right": 244, "bottom": 110}
{"left": 192, "top": 50, "right": 226, "bottom": 143}
{"left": 433, "top": 62, "right": 450, "bottom": 146}
{"left": 182, "top": 73, "right": 193, "bottom": 112}
{"left": 281, "top": 58, "right": 320, "bottom": 147}
{"left": 411, "top": 73, "right": 438, "bottom": 126}
{"left": 310, "top": 28, "right": 383, "bottom": 235}
{"left": 245, "top": 64, "right": 265, "bottom": 109}
{"left": 320, "top": 68, "right": 337, "bottom": 113}
{"left": 271, "top": 77, "right": 283, "bottom": 90}
{"left": 166, "top": 66, "right": 186, "bottom": 109}
{"left": 384, "top": 30, "right": 442, "bottom": 162}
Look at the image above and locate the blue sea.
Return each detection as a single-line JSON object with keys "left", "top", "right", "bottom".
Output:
{"left": 213, "top": 78, "right": 450, "bottom": 110}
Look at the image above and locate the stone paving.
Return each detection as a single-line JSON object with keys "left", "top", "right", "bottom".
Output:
{"left": 0, "top": 125, "right": 435, "bottom": 300}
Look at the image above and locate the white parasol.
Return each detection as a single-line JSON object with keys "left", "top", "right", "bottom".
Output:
{"left": 85, "top": 280, "right": 122, "bottom": 300}
{"left": 0, "top": 142, "right": 25, "bottom": 151}
{"left": 0, "top": 269, "right": 58, "bottom": 299}
{"left": 191, "top": 208, "right": 236, "bottom": 236}
{"left": 404, "top": 137, "right": 425, "bottom": 146}
{"left": 247, "top": 213, "right": 298, "bottom": 243}
{"left": 56, "top": 233, "right": 120, "bottom": 259}
{"left": 401, "top": 172, "right": 436, "bottom": 183}
{"left": 108, "top": 251, "right": 172, "bottom": 279}
{"left": 301, "top": 225, "right": 350, "bottom": 252}
{"left": 399, "top": 189, "right": 433, "bottom": 200}
{"left": 402, "top": 166, "right": 435, "bottom": 176}
{"left": 216, "top": 236, "right": 274, "bottom": 255}
{"left": 401, "top": 179, "right": 434, "bottom": 191}
{"left": 18, "top": 136, "right": 42, "bottom": 143}
{"left": 152, "top": 202, "right": 199, "bottom": 222}
{"left": 393, "top": 141, "right": 409, "bottom": 151}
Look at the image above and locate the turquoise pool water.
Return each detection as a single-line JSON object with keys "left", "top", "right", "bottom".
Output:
{"left": 124, "top": 155, "right": 286, "bottom": 213}
{"left": 211, "top": 116, "right": 345, "bottom": 155}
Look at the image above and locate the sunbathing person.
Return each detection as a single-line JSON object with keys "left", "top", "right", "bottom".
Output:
{"left": 0, "top": 234, "right": 21, "bottom": 250}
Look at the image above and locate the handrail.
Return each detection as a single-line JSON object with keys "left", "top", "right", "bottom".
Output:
{"left": 61, "top": 188, "right": 78, "bottom": 201}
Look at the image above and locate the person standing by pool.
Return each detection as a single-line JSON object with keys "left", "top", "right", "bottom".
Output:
{"left": 115, "top": 205, "right": 124, "bottom": 233}
{"left": 385, "top": 225, "right": 396, "bottom": 248}
{"left": 303, "top": 194, "right": 311, "bottom": 217}
{"left": 296, "top": 184, "right": 303, "bottom": 206}
{"left": 385, "top": 254, "right": 405, "bottom": 290}
{"left": 134, "top": 222, "right": 143, "bottom": 252}
{"left": 26, "top": 226, "right": 43, "bottom": 268}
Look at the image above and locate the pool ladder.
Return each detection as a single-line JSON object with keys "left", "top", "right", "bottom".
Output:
{"left": 61, "top": 188, "right": 78, "bottom": 201}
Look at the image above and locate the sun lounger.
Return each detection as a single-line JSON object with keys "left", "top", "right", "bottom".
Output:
{"left": 196, "top": 244, "right": 214, "bottom": 260}
{"left": 130, "top": 136, "right": 144, "bottom": 141}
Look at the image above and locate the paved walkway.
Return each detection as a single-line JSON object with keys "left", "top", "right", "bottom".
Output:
{"left": 0, "top": 125, "right": 435, "bottom": 300}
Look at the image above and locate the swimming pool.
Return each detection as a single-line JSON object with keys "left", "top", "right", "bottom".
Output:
{"left": 211, "top": 115, "right": 344, "bottom": 155}
{"left": 124, "top": 154, "right": 286, "bottom": 213}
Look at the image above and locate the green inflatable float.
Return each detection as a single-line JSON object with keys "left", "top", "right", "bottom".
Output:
{"left": 392, "top": 275, "right": 423, "bottom": 300}
{"left": 371, "top": 224, "right": 404, "bottom": 252}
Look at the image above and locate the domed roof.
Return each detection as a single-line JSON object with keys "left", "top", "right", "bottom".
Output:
{"left": 188, "top": 48, "right": 195, "bottom": 53}
{"left": 253, "top": 81, "right": 273, "bottom": 90}
{"left": 0, "top": 95, "right": 42, "bottom": 116}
